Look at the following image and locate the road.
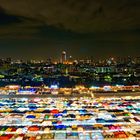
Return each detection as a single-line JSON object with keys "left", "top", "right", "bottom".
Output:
{"left": 0, "top": 92, "right": 139, "bottom": 98}
{"left": 94, "top": 92, "right": 140, "bottom": 97}
{"left": 0, "top": 93, "right": 91, "bottom": 99}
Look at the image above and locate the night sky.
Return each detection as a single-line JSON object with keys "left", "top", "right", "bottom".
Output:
{"left": 0, "top": 0, "right": 140, "bottom": 60}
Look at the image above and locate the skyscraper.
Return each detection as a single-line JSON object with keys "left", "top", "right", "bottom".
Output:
{"left": 61, "top": 51, "right": 66, "bottom": 63}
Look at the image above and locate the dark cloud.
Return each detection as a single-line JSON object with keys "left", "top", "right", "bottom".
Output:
{"left": 0, "top": 7, "right": 22, "bottom": 25}
{"left": 0, "top": 0, "right": 139, "bottom": 32}
{"left": 0, "top": 7, "right": 42, "bottom": 38}
{"left": 0, "top": 0, "right": 139, "bottom": 59}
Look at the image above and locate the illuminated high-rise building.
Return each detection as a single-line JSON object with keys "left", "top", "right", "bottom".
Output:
{"left": 61, "top": 51, "right": 67, "bottom": 63}
{"left": 69, "top": 55, "right": 72, "bottom": 62}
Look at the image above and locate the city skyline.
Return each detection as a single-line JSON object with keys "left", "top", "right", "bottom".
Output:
{"left": 0, "top": 53, "right": 139, "bottom": 63}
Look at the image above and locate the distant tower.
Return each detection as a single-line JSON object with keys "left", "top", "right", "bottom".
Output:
{"left": 61, "top": 51, "right": 67, "bottom": 63}
{"left": 69, "top": 56, "right": 73, "bottom": 62}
